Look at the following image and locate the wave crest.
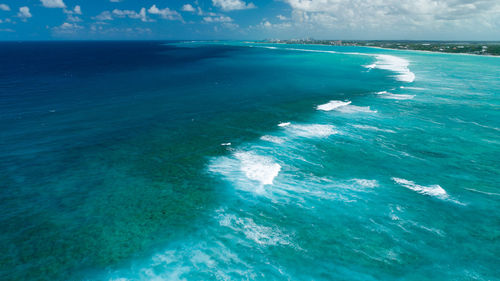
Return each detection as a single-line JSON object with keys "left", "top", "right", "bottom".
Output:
{"left": 392, "top": 177, "right": 448, "bottom": 199}
{"left": 366, "top": 55, "right": 416, "bottom": 83}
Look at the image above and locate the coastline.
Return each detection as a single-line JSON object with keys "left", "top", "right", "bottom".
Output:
{"left": 362, "top": 45, "right": 500, "bottom": 58}
{"left": 253, "top": 41, "right": 500, "bottom": 58}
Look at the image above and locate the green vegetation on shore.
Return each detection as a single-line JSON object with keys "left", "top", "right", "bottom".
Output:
{"left": 262, "top": 39, "right": 500, "bottom": 56}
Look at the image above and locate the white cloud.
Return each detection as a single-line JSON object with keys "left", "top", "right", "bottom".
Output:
{"left": 0, "top": 4, "right": 10, "bottom": 11}
{"left": 112, "top": 8, "right": 149, "bottom": 22}
{"left": 18, "top": 6, "right": 32, "bottom": 20}
{"left": 147, "top": 5, "right": 182, "bottom": 21}
{"left": 212, "top": 0, "right": 256, "bottom": 11}
{"left": 52, "top": 22, "right": 83, "bottom": 33}
{"left": 283, "top": 0, "right": 500, "bottom": 34}
{"left": 203, "top": 15, "right": 233, "bottom": 22}
{"left": 277, "top": 14, "right": 288, "bottom": 20}
{"left": 74, "top": 5, "right": 82, "bottom": 15}
{"left": 63, "top": 5, "right": 82, "bottom": 22}
{"left": 181, "top": 4, "right": 195, "bottom": 12}
{"left": 67, "top": 14, "right": 82, "bottom": 22}
{"left": 90, "top": 25, "right": 152, "bottom": 37}
{"left": 255, "top": 19, "right": 292, "bottom": 30}
{"left": 40, "top": 0, "right": 66, "bottom": 8}
{"left": 93, "top": 11, "right": 113, "bottom": 21}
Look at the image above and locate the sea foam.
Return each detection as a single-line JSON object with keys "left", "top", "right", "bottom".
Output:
{"left": 317, "top": 100, "right": 376, "bottom": 113}
{"left": 209, "top": 151, "right": 281, "bottom": 194}
{"left": 286, "top": 124, "right": 338, "bottom": 138}
{"left": 366, "top": 55, "right": 416, "bottom": 83}
{"left": 335, "top": 105, "right": 377, "bottom": 114}
{"left": 353, "top": 179, "right": 379, "bottom": 188}
{"left": 392, "top": 177, "right": 448, "bottom": 200}
{"left": 217, "top": 211, "right": 291, "bottom": 246}
{"left": 316, "top": 100, "right": 351, "bottom": 111}
{"left": 260, "top": 135, "right": 285, "bottom": 144}
{"left": 377, "top": 91, "right": 415, "bottom": 100}
{"left": 352, "top": 124, "right": 396, "bottom": 133}
{"left": 234, "top": 152, "right": 281, "bottom": 186}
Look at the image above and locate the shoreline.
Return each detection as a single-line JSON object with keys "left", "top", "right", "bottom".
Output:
{"left": 363, "top": 45, "right": 500, "bottom": 58}
{"left": 253, "top": 41, "right": 500, "bottom": 58}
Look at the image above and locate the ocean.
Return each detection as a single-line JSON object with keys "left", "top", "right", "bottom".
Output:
{"left": 0, "top": 41, "right": 498, "bottom": 280}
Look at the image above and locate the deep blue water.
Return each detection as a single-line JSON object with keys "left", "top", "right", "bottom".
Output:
{"left": 0, "top": 41, "right": 499, "bottom": 280}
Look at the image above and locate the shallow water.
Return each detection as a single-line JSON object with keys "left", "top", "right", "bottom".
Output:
{"left": 0, "top": 41, "right": 498, "bottom": 280}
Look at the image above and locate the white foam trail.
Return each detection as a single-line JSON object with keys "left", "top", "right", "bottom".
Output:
{"left": 392, "top": 177, "right": 448, "bottom": 200}
{"left": 366, "top": 55, "right": 416, "bottom": 82}
{"left": 400, "top": 86, "right": 426, "bottom": 90}
{"left": 217, "top": 211, "right": 291, "bottom": 246}
{"left": 285, "top": 47, "right": 338, "bottom": 54}
{"left": 336, "top": 105, "right": 377, "bottom": 114}
{"left": 377, "top": 91, "right": 415, "bottom": 100}
{"left": 221, "top": 142, "right": 231, "bottom": 146}
{"left": 256, "top": 45, "right": 415, "bottom": 83}
{"left": 451, "top": 118, "right": 500, "bottom": 132}
{"left": 352, "top": 124, "right": 396, "bottom": 133}
{"left": 353, "top": 179, "right": 379, "bottom": 188}
{"left": 287, "top": 124, "right": 338, "bottom": 138}
{"left": 464, "top": 188, "right": 500, "bottom": 196}
{"left": 106, "top": 237, "right": 259, "bottom": 281}
{"left": 234, "top": 152, "right": 281, "bottom": 186}
{"left": 316, "top": 100, "right": 351, "bottom": 111}
{"left": 260, "top": 135, "right": 285, "bottom": 144}
{"left": 283, "top": 47, "right": 369, "bottom": 57}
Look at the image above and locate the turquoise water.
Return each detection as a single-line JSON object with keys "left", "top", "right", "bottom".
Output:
{"left": 0, "top": 42, "right": 498, "bottom": 280}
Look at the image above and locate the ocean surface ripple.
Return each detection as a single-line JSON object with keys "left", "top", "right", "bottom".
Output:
{"left": 1, "top": 41, "right": 498, "bottom": 281}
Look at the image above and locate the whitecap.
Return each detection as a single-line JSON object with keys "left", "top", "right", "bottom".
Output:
{"left": 234, "top": 152, "right": 281, "bottom": 186}
{"left": 366, "top": 55, "right": 416, "bottom": 82}
{"left": 317, "top": 100, "right": 376, "bottom": 114}
{"left": 286, "top": 124, "right": 338, "bottom": 138}
{"left": 221, "top": 142, "right": 231, "bottom": 146}
{"left": 209, "top": 151, "right": 281, "bottom": 194}
{"left": 277, "top": 122, "right": 291, "bottom": 127}
{"left": 392, "top": 177, "right": 448, "bottom": 200}
{"left": 377, "top": 91, "right": 415, "bottom": 100}
{"left": 316, "top": 100, "right": 351, "bottom": 111}
{"left": 257, "top": 46, "right": 415, "bottom": 83}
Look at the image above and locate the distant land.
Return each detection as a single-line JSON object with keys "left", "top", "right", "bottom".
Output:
{"left": 261, "top": 39, "right": 500, "bottom": 56}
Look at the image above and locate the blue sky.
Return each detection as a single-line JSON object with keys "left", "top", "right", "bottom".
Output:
{"left": 0, "top": 0, "right": 499, "bottom": 40}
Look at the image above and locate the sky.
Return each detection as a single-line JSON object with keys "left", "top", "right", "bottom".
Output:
{"left": 0, "top": 0, "right": 499, "bottom": 40}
